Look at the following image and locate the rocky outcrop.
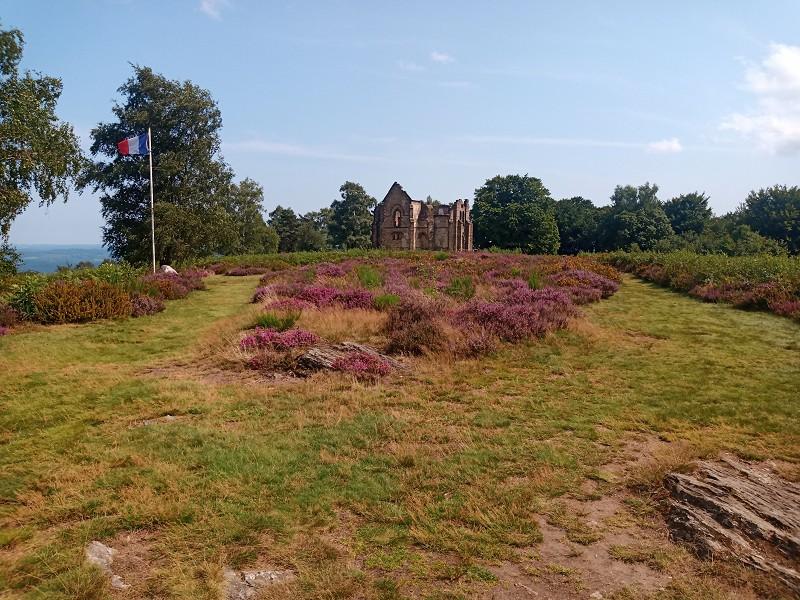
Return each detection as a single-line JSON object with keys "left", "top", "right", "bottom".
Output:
{"left": 664, "top": 454, "right": 800, "bottom": 594}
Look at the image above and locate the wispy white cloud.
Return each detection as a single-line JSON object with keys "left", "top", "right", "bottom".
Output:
{"left": 462, "top": 135, "right": 686, "bottom": 153}
{"left": 646, "top": 137, "right": 683, "bottom": 153}
{"left": 721, "top": 43, "right": 800, "bottom": 154}
{"left": 224, "top": 139, "right": 383, "bottom": 162}
{"left": 396, "top": 60, "right": 425, "bottom": 72}
{"left": 200, "top": 0, "right": 228, "bottom": 19}
{"left": 430, "top": 51, "right": 454, "bottom": 64}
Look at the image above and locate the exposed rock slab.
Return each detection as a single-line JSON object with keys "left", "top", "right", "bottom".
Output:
{"left": 297, "top": 342, "right": 403, "bottom": 372}
{"left": 664, "top": 454, "right": 800, "bottom": 593}
{"left": 223, "top": 567, "right": 293, "bottom": 599}
{"left": 84, "top": 541, "right": 129, "bottom": 590}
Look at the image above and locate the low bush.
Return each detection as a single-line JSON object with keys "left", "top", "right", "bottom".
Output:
{"left": 240, "top": 328, "right": 318, "bottom": 351}
{"left": 130, "top": 293, "right": 165, "bottom": 317}
{"left": 0, "top": 325, "right": 8, "bottom": 336}
{"left": 335, "top": 288, "right": 375, "bottom": 310}
{"left": 548, "top": 269, "right": 619, "bottom": 298}
{"left": 527, "top": 272, "right": 541, "bottom": 289}
{"left": 373, "top": 293, "right": 401, "bottom": 311}
{"left": 264, "top": 298, "right": 314, "bottom": 312}
{"left": 227, "top": 266, "right": 270, "bottom": 276}
{"left": 331, "top": 351, "right": 392, "bottom": 379}
{"left": 253, "top": 310, "right": 301, "bottom": 331}
{"left": 384, "top": 298, "right": 446, "bottom": 355}
{"left": 32, "top": 279, "right": 132, "bottom": 324}
{"left": 0, "top": 303, "right": 19, "bottom": 327}
{"left": 444, "top": 276, "right": 476, "bottom": 300}
{"left": 252, "top": 286, "right": 273, "bottom": 303}
{"left": 7, "top": 275, "right": 48, "bottom": 319}
{"left": 140, "top": 273, "right": 191, "bottom": 300}
{"left": 316, "top": 263, "right": 347, "bottom": 278}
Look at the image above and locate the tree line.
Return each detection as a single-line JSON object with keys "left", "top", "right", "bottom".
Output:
{"left": 2, "top": 22, "right": 798, "bottom": 276}
{"left": 472, "top": 175, "right": 798, "bottom": 256}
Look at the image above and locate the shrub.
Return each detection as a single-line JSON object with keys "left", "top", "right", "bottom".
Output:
{"left": 335, "top": 288, "right": 375, "bottom": 310}
{"left": 356, "top": 265, "right": 383, "bottom": 288}
{"left": 458, "top": 291, "right": 577, "bottom": 342}
{"left": 548, "top": 269, "right": 619, "bottom": 298}
{"left": 130, "top": 293, "right": 165, "bottom": 317}
{"left": 264, "top": 298, "right": 314, "bottom": 312}
{"left": 7, "top": 275, "right": 48, "bottom": 319}
{"left": 252, "top": 286, "right": 273, "bottom": 303}
{"left": 227, "top": 266, "right": 269, "bottom": 276}
{"left": 246, "top": 349, "right": 297, "bottom": 372}
{"left": 253, "top": 310, "right": 300, "bottom": 331}
{"left": 373, "top": 293, "right": 401, "bottom": 311}
{"left": 140, "top": 273, "right": 191, "bottom": 300}
{"left": 457, "top": 328, "right": 498, "bottom": 357}
{"left": 32, "top": 279, "right": 132, "bottom": 324}
{"left": 384, "top": 299, "right": 446, "bottom": 355}
{"left": 444, "top": 276, "right": 476, "bottom": 301}
{"left": 239, "top": 328, "right": 318, "bottom": 351}
{"left": 434, "top": 252, "right": 449, "bottom": 261}
{"left": 0, "top": 303, "right": 20, "bottom": 327}
{"left": 316, "top": 263, "right": 347, "bottom": 278}
{"left": 331, "top": 351, "right": 392, "bottom": 379}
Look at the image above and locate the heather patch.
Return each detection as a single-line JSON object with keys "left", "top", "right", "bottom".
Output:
{"left": 130, "top": 293, "right": 165, "bottom": 317}
{"left": 239, "top": 328, "right": 318, "bottom": 351}
{"left": 606, "top": 251, "right": 800, "bottom": 321}
{"left": 331, "top": 351, "right": 392, "bottom": 379}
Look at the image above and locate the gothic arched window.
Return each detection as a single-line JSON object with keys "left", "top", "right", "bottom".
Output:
{"left": 393, "top": 208, "right": 401, "bottom": 228}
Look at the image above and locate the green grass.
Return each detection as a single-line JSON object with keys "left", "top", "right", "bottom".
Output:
{"left": 0, "top": 273, "right": 798, "bottom": 598}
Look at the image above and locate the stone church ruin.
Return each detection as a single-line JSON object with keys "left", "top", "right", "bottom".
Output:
{"left": 371, "top": 182, "right": 473, "bottom": 251}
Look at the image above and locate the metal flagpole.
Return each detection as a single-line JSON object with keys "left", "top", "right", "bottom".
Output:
{"left": 148, "top": 127, "right": 156, "bottom": 273}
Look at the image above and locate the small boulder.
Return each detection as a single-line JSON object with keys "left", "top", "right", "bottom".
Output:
{"left": 223, "top": 567, "right": 293, "bottom": 599}
{"left": 85, "top": 541, "right": 130, "bottom": 590}
{"left": 160, "top": 265, "right": 178, "bottom": 274}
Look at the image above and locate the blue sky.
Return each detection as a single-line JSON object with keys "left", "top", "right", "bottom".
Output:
{"left": 5, "top": 0, "right": 800, "bottom": 244}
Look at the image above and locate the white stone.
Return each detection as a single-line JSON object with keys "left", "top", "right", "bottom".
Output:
{"left": 160, "top": 265, "right": 178, "bottom": 274}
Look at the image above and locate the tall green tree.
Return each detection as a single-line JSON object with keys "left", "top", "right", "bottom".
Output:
{"left": 0, "top": 23, "right": 83, "bottom": 273}
{"left": 80, "top": 65, "right": 238, "bottom": 265}
{"left": 599, "top": 183, "right": 673, "bottom": 250}
{"left": 328, "top": 182, "right": 376, "bottom": 249}
{"left": 295, "top": 208, "right": 331, "bottom": 251}
{"left": 224, "top": 178, "right": 278, "bottom": 254}
{"left": 268, "top": 205, "right": 300, "bottom": 252}
{"left": 739, "top": 185, "right": 800, "bottom": 254}
{"left": 472, "top": 174, "right": 560, "bottom": 253}
{"left": 554, "top": 196, "right": 599, "bottom": 254}
{"left": 663, "top": 192, "right": 712, "bottom": 235}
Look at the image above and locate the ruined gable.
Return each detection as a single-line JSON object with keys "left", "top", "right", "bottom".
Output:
{"left": 371, "top": 182, "right": 473, "bottom": 251}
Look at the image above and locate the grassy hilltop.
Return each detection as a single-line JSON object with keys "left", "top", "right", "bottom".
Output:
{"left": 0, "top": 252, "right": 798, "bottom": 599}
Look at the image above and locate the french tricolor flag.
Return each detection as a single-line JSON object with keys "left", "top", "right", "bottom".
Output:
{"left": 117, "top": 133, "right": 149, "bottom": 156}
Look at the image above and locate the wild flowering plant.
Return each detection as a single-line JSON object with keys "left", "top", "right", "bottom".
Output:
{"left": 548, "top": 269, "right": 619, "bottom": 298}
{"left": 239, "top": 328, "right": 318, "bottom": 351}
{"left": 0, "top": 325, "right": 9, "bottom": 336}
{"left": 331, "top": 351, "right": 392, "bottom": 378}
{"left": 316, "top": 263, "right": 347, "bottom": 278}
{"left": 131, "top": 293, "right": 165, "bottom": 317}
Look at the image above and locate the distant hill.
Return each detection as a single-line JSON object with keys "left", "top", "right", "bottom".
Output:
{"left": 16, "top": 244, "right": 110, "bottom": 273}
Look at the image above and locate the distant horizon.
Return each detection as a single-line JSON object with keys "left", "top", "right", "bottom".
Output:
{"left": 6, "top": 1, "right": 800, "bottom": 245}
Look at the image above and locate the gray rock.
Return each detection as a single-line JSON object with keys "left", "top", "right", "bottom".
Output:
{"left": 85, "top": 541, "right": 129, "bottom": 590}
{"left": 224, "top": 568, "right": 293, "bottom": 599}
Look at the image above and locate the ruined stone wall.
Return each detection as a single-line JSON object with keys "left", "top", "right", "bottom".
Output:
{"left": 372, "top": 183, "right": 474, "bottom": 251}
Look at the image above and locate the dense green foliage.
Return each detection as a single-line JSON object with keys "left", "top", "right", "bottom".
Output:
{"left": 473, "top": 175, "right": 560, "bottom": 253}
{"left": 328, "top": 181, "right": 376, "bottom": 249}
{"left": 0, "top": 23, "right": 83, "bottom": 274}
{"left": 80, "top": 66, "right": 276, "bottom": 265}
{"left": 740, "top": 185, "right": 800, "bottom": 254}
